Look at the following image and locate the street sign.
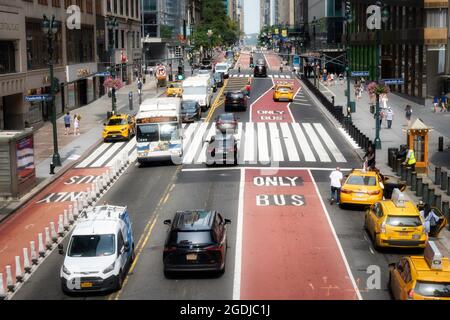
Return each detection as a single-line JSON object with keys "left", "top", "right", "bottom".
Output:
{"left": 351, "top": 71, "right": 369, "bottom": 77}
{"left": 25, "top": 95, "right": 53, "bottom": 102}
{"left": 96, "top": 72, "right": 111, "bottom": 77}
{"left": 156, "top": 66, "right": 167, "bottom": 80}
{"left": 382, "top": 78, "right": 404, "bottom": 85}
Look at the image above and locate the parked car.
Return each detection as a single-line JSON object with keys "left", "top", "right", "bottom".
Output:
{"left": 163, "top": 210, "right": 231, "bottom": 275}
{"left": 224, "top": 91, "right": 248, "bottom": 112}
{"left": 205, "top": 133, "right": 239, "bottom": 166}
{"left": 181, "top": 100, "right": 201, "bottom": 122}
{"left": 215, "top": 113, "right": 238, "bottom": 133}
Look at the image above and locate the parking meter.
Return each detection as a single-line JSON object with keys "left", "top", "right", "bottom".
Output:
{"left": 128, "top": 91, "right": 133, "bottom": 110}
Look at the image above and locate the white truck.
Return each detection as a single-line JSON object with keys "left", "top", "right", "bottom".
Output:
{"left": 135, "top": 97, "right": 183, "bottom": 164}
{"left": 182, "top": 76, "right": 213, "bottom": 112}
{"left": 215, "top": 62, "right": 230, "bottom": 78}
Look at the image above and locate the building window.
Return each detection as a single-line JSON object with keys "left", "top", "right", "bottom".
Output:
{"left": 26, "top": 19, "right": 63, "bottom": 70}
{"left": 86, "top": 0, "right": 93, "bottom": 14}
{"left": 121, "top": 30, "right": 125, "bottom": 48}
{"left": 120, "top": 0, "right": 124, "bottom": 15}
{"left": 131, "top": 0, "right": 134, "bottom": 18}
{"left": 0, "top": 41, "right": 16, "bottom": 74}
{"left": 96, "top": 0, "right": 103, "bottom": 14}
{"left": 38, "top": 0, "right": 48, "bottom": 5}
{"left": 52, "top": 0, "right": 61, "bottom": 7}
{"left": 66, "top": 25, "right": 95, "bottom": 64}
{"left": 136, "top": 32, "right": 140, "bottom": 48}
{"left": 115, "top": 29, "right": 119, "bottom": 49}
{"left": 135, "top": 0, "right": 139, "bottom": 18}
{"left": 76, "top": 0, "right": 82, "bottom": 12}
{"left": 114, "top": 0, "right": 118, "bottom": 13}
{"left": 107, "top": 0, "right": 111, "bottom": 12}
{"left": 426, "top": 9, "right": 448, "bottom": 28}
{"left": 126, "top": 0, "right": 129, "bottom": 16}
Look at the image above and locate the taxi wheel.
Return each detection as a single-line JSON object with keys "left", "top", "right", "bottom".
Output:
{"left": 373, "top": 232, "right": 380, "bottom": 251}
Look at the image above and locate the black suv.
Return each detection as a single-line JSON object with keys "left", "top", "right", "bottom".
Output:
{"left": 163, "top": 210, "right": 231, "bottom": 275}
{"left": 254, "top": 61, "right": 267, "bottom": 77}
{"left": 224, "top": 91, "right": 248, "bottom": 112}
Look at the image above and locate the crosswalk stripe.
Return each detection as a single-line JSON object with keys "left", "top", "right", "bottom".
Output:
{"left": 280, "top": 75, "right": 285, "bottom": 79}
{"left": 91, "top": 142, "right": 126, "bottom": 167}
{"left": 105, "top": 138, "right": 136, "bottom": 167}
{"left": 182, "top": 122, "right": 199, "bottom": 153}
{"left": 239, "top": 74, "right": 244, "bottom": 78}
{"left": 257, "top": 123, "right": 270, "bottom": 163}
{"left": 268, "top": 123, "right": 284, "bottom": 162}
{"left": 302, "top": 123, "right": 331, "bottom": 162}
{"left": 274, "top": 75, "right": 279, "bottom": 78}
{"left": 77, "top": 142, "right": 112, "bottom": 168}
{"left": 280, "top": 123, "right": 300, "bottom": 161}
{"left": 291, "top": 123, "right": 316, "bottom": 162}
{"left": 183, "top": 122, "right": 208, "bottom": 163}
{"left": 269, "top": 75, "right": 273, "bottom": 78}
{"left": 313, "top": 123, "right": 347, "bottom": 163}
{"left": 196, "top": 124, "right": 216, "bottom": 164}
{"left": 244, "top": 122, "right": 255, "bottom": 162}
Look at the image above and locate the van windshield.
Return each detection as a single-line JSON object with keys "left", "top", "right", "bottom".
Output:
{"left": 68, "top": 234, "right": 115, "bottom": 257}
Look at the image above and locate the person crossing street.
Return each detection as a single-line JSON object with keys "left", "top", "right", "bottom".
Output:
{"left": 329, "top": 167, "right": 343, "bottom": 205}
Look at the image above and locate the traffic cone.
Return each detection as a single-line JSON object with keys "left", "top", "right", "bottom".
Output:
{"left": 57, "top": 215, "right": 64, "bottom": 237}
{"left": 91, "top": 182, "right": 98, "bottom": 200}
{"left": 50, "top": 222, "right": 58, "bottom": 243}
{"left": 15, "top": 256, "right": 23, "bottom": 283}
{"left": 0, "top": 273, "right": 6, "bottom": 299}
{"left": 124, "top": 151, "right": 129, "bottom": 165}
{"left": 6, "top": 266, "right": 14, "bottom": 292}
{"left": 63, "top": 209, "right": 69, "bottom": 231}
{"left": 45, "top": 227, "right": 52, "bottom": 250}
{"left": 30, "top": 241, "right": 38, "bottom": 265}
{"left": 38, "top": 233, "right": 46, "bottom": 257}
{"left": 82, "top": 191, "right": 88, "bottom": 209}
{"left": 68, "top": 205, "right": 74, "bottom": 225}
{"left": 73, "top": 201, "right": 79, "bottom": 220}
{"left": 96, "top": 179, "right": 102, "bottom": 196}
{"left": 102, "top": 173, "right": 108, "bottom": 190}
{"left": 23, "top": 248, "right": 31, "bottom": 274}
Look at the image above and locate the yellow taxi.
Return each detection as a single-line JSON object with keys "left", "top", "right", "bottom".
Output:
{"left": 364, "top": 190, "right": 428, "bottom": 250}
{"left": 273, "top": 83, "right": 294, "bottom": 102}
{"left": 389, "top": 241, "right": 450, "bottom": 300}
{"left": 102, "top": 114, "right": 135, "bottom": 142}
{"left": 339, "top": 169, "right": 384, "bottom": 206}
{"left": 166, "top": 81, "right": 183, "bottom": 97}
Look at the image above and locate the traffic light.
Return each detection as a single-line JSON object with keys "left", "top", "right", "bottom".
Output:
{"left": 345, "top": 1, "right": 352, "bottom": 22}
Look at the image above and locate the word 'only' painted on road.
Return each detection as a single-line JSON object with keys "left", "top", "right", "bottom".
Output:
{"left": 253, "top": 175, "right": 305, "bottom": 207}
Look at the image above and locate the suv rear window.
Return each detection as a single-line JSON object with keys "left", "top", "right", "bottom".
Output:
{"left": 346, "top": 175, "right": 377, "bottom": 186}
{"left": 218, "top": 113, "right": 234, "bottom": 121}
{"left": 228, "top": 92, "right": 243, "bottom": 99}
{"left": 170, "top": 231, "right": 213, "bottom": 245}
{"left": 414, "top": 281, "right": 450, "bottom": 298}
{"left": 386, "top": 216, "right": 422, "bottom": 227}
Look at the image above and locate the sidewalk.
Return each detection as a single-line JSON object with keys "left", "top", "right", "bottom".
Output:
{"left": 0, "top": 77, "right": 159, "bottom": 220}
{"left": 302, "top": 77, "right": 450, "bottom": 255}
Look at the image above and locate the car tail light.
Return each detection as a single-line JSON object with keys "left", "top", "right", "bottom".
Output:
{"left": 408, "top": 289, "right": 414, "bottom": 299}
{"left": 368, "top": 190, "right": 380, "bottom": 195}
{"left": 381, "top": 221, "right": 386, "bottom": 233}
{"left": 164, "top": 246, "right": 177, "bottom": 253}
{"left": 340, "top": 188, "right": 352, "bottom": 194}
{"left": 205, "top": 245, "right": 222, "bottom": 252}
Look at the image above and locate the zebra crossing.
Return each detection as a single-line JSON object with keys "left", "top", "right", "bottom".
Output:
{"left": 76, "top": 122, "right": 347, "bottom": 168}
{"left": 229, "top": 74, "right": 293, "bottom": 79}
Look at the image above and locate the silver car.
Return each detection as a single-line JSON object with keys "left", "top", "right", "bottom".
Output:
{"left": 215, "top": 113, "right": 238, "bottom": 133}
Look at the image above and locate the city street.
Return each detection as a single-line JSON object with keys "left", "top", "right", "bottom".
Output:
{"left": 4, "top": 51, "right": 423, "bottom": 301}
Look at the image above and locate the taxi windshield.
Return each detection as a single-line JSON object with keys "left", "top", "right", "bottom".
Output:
{"left": 414, "top": 281, "right": 450, "bottom": 298}
{"left": 386, "top": 216, "right": 422, "bottom": 227}
{"left": 107, "top": 118, "right": 127, "bottom": 126}
{"left": 346, "top": 175, "right": 377, "bottom": 186}
{"left": 277, "top": 87, "right": 291, "bottom": 92}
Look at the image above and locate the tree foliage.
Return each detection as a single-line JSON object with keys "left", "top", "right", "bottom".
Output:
{"left": 190, "top": 0, "right": 239, "bottom": 49}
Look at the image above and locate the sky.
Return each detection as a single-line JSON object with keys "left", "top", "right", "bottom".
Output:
{"left": 244, "top": 0, "right": 260, "bottom": 35}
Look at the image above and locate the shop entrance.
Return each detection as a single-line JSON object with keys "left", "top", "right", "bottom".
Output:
{"left": 78, "top": 79, "right": 88, "bottom": 106}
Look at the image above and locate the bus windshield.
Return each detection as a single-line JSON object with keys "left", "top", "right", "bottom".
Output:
{"left": 137, "top": 123, "right": 179, "bottom": 143}
{"left": 183, "top": 86, "right": 207, "bottom": 95}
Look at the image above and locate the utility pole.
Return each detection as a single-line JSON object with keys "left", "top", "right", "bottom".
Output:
{"left": 345, "top": 1, "right": 353, "bottom": 123}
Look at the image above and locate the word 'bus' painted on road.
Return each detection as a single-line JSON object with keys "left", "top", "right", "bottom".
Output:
{"left": 256, "top": 110, "right": 285, "bottom": 121}
{"left": 64, "top": 175, "right": 101, "bottom": 185}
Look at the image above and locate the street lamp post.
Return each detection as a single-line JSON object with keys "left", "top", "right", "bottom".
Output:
{"left": 42, "top": 14, "right": 61, "bottom": 167}
{"left": 207, "top": 29, "right": 213, "bottom": 59}
{"left": 345, "top": 1, "right": 353, "bottom": 123}
{"left": 312, "top": 16, "right": 317, "bottom": 50}
{"left": 107, "top": 16, "right": 119, "bottom": 113}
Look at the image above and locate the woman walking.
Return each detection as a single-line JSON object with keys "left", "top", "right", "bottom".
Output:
{"left": 405, "top": 104, "right": 412, "bottom": 127}
{"left": 73, "top": 114, "right": 80, "bottom": 136}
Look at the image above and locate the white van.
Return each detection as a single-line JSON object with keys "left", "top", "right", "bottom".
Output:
{"left": 59, "top": 205, "right": 135, "bottom": 294}
{"left": 182, "top": 76, "right": 213, "bottom": 112}
{"left": 215, "top": 62, "right": 230, "bottom": 78}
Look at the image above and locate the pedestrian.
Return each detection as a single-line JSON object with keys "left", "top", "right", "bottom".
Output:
{"left": 386, "top": 107, "right": 394, "bottom": 129}
{"left": 238, "top": 63, "right": 241, "bottom": 73}
{"left": 363, "top": 144, "right": 376, "bottom": 170}
{"left": 245, "top": 80, "right": 251, "bottom": 96}
{"left": 360, "top": 77, "right": 366, "bottom": 90}
{"left": 379, "top": 108, "right": 385, "bottom": 128}
{"left": 329, "top": 167, "right": 343, "bottom": 205}
{"left": 338, "top": 73, "right": 344, "bottom": 85}
{"left": 433, "top": 95, "right": 439, "bottom": 113}
{"left": 405, "top": 104, "right": 412, "bottom": 127}
{"left": 419, "top": 203, "right": 441, "bottom": 235}
{"left": 354, "top": 81, "right": 360, "bottom": 101}
{"left": 403, "top": 147, "right": 416, "bottom": 172}
{"left": 381, "top": 93, "right": 388, "bottom": 109}
{"left": 149, "top": 66, "right": 154, "bottom": 76}
{"left": 137, "top": 77, "right": 143, "bottom": 95}
{"left": 73, "top": 114, "right": 80, "bottom": 136}
{"left": 440, "top": 93, "right": 448, "bottom": 112}
{"left": 63, "top": 112, "right": 71, "bottom": 135}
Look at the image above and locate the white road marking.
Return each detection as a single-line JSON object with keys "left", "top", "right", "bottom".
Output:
{"left": 182, "top": 167, "right": 353, "bottom": 172}
{"left": 257, "top": 123, "right": 270, "bottom": 163}
{"left": 307, "top": 170, "right": 362, "bottom": 300}
{"left": 244, "top": 122, "right": 255, "bottom": 163}
{"left": 91, "top": 142, "right": 125, "bottom": 167}
{"left": 236, "top": 122, "right": 243, "bottom": 154}
{"left": 76, "top": 143, "right": 111, "bottom": 168}
{"left": 183, "top": 122, "right": 208, "bottom": 163}
{"left": 182, "top": 122, "right": 199, "bottom": 153}
{"left": 196, "top": 124, "right": 216, "bottom": 164}
{"left": 313, "top": 123, "right": 347, "bottom": 163}
{"left": 233, "top": 168, "right": 245, "bottom": 300}
{"left": 291, "top": 123, "right": 316, "bottom": 162}
{"left": 280, "top": 123, "right": 300, "bottom": 161}
{"left": 268, "top": 123, "right": 284, "bottom": 162}
{"left": 302, "top": 123, "right": 331, "bottom": 162}
{"left": 105, "top": 138, "right": 137, "bottom": 167}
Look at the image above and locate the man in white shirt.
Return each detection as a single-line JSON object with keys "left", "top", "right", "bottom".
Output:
{"left": 329, "top": 167, "right": 344, "bottom": 205}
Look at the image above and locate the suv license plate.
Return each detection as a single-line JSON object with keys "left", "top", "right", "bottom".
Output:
{"left": 81, "top": 282, "right": 93, "bottom": 288}
{"left": 186, "top": 254, "right": 197, "bottom": 261}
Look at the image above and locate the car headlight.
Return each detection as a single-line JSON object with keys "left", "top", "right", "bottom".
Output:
{"left": 103, "top": 262, "right": 115, "bottom": 274}
{"left": 121, "top": 127, "right": 128, "bottom": 131}
{"left": 62, "top": 265, "right": 71, "bottom": 275}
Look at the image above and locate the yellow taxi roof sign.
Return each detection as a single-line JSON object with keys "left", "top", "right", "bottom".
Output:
{"left": 391, "top": 188, "right": 406, "bottom": 208}
{"left": 425, "top": 241, "right": 444, "bottom": 271}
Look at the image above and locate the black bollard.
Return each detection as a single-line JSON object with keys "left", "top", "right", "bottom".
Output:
{"left": 428, "top": 188, "right": 435, "bottom": 207}
{"left": 442, "top": 201, "right": 450, "bottom": 228}
{"left": 438, "top": 136, "right": 444, "bottom": 152}
{"left": 434, "top": 194, "right": 442, "bottom": 211}
{"left": 441, "top": 170, "right": 448, "bottom": 191}
{"left": 396, "top": 159, "right": 402, "bottom": 176}
{"left": 416, "top": 177, "right": 423, "bottom": 197}
{"left": 406, "top": 167, "right": 412, "bottom": 186}
{"left": 448, "top": 176, "right": 450, "bottom": 196}
{"left": 435, "top": 167, "right": 441, "bottom": 185}
{"left": 401, "top": 164, "right": 407, "bottom": 182}
{"left": 422, "top": 183, "right": 429, "bottom": 203}
{"left": 388, "top": 148, "right": 398, "bottom": 167}
{"left": 411, "top": 172, "right": 417, "bottom": 192}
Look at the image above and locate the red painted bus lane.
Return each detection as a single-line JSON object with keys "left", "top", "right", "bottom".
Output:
{"left": 240, "top": 169, "right": 359, "bottom": 300}
{"left": 251, "top": 80, "right": 300, "bottom": 123}
{"left": 0, "top": 167, "right": 107, "bottom": 286}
